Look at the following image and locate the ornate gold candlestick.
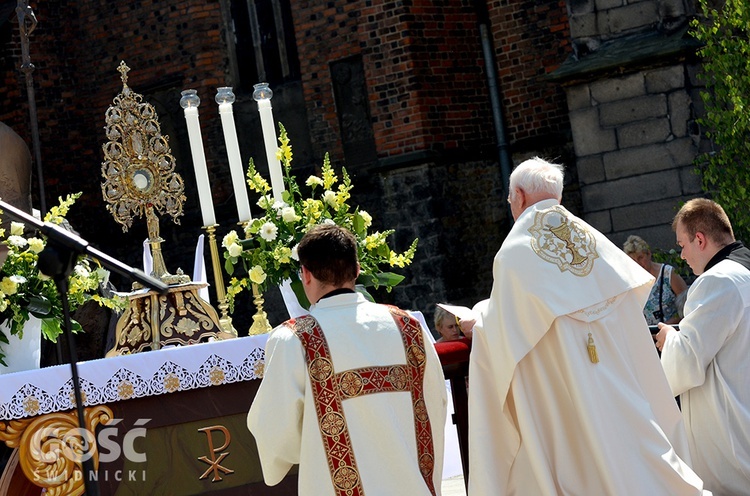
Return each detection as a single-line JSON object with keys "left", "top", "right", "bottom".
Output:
{"left": 204, "top": 224, "right": 237, "bottom": 336}
{"left": 239, "top": 221, "right": 272, "bottom": 335}
{"left": 248, "top": 282, "right": 272, "bottom": 335}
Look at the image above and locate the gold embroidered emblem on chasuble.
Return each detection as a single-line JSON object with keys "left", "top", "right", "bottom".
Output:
{"left": 529, "top": 206, "right": 599, "bottom": 277}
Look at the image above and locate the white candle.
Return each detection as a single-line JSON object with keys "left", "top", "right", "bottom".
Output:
{"left": 180, "top": 91, "right": 216, "bottom": 227}
{"left": 218, "top": 101, "right": 252, "bottom": 222}
{"left": 256, "top": 98, "right": 285, "bottom": 203}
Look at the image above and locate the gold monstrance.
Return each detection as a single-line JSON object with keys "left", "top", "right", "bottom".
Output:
{"left": 102, "top": 61, "right": 234, "bottom": 356}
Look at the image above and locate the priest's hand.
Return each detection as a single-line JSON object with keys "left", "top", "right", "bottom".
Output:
{"left": 459, "top": 318, "right": 476, "bottom": 339}
{"left": 654, "top": 322, "right": 676, "bottom": 352}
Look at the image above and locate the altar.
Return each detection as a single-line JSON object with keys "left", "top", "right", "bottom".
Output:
{"left": 0, "top": 335, "right": 298, "bottom": 495}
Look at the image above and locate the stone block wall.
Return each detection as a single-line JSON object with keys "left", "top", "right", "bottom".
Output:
{"left": 567, "top": 63, "right": 704, "bottom": 251}
{"left": 569, "top": 0, "right": 692, "bottom": 49}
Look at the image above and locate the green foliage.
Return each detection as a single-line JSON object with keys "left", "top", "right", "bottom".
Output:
{"left": 652, "top": 248, "right": 695, "bottom": 285}
{"left": 691, "top": 0, "right": 750, "bottom": 241}
{"left": 222, "top": 124, "right": 418, "bottom": 311}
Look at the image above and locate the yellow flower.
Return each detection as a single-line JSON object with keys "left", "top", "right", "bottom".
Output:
{"left": 364, "top": 233, "right": 386, "bottom": 251}
{"left": 10, "top": 222, "right": 24, "bottom": 236}
{"left": 44, "top": 193, "right": 81, "bottom": 225}
{"left": 222, "top": 230, "right": 239, "bottom": 249}
{"left": 0, "top": 276, "right": 21, "bottom": 296}
{"left": 359, "top": 211, "right": 372, "bottom": 228}
{"left": 249, "top": 265, "right": 267, "bottom": 285}
{"left": 322, "top": 166, "right": 337, "bottom": 189}
{"left": 302, "top": 199, "right": 323, "bottom": 223}
{"left": 0, "top": 299, "right": 7, "bottom": 312}
{"left": 246, "top": 159, "right": 272, "bottom": 194}
{"left": 336, "top": 187, "right": 351, "bottom": 207}
{"left": 274, "top": 246, "right": 292, "bottom": 264}
{"left": 27, "top": 237, "right": 45, "bottom": 254}
{"left": 277, "top": 124, "right": 293, "bottom": 165}
{"left": 228, "top": 243, "right": 243, "bottom": 258}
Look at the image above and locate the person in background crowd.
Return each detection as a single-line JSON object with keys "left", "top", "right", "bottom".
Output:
{"left": 623, "top": 234, "right": 688, "bottom": 325}
{"left": 248, "top": 224, "right": 447, "bottom": 495}
{"left": 655, "top": 198, "right": 750, "bottom": 495}
{"left": 468, "top": 157, "right": 706, "bottom": 495}
{"left": 434, "top": 304, "right": 475, "bottom": 342}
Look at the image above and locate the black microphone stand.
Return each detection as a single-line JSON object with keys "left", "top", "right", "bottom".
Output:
{"left": 1, "top": 200, "right": 168, "bottom": 495}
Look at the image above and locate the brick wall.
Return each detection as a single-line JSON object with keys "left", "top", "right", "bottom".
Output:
{"left": 294, "top": 0, "right": 516, "bottom": 163}
{"left": 487, "top": 0, "right": 571, "bottom": 145}
{"left": 1, "top": 0, "right": 579, "bottom": 332}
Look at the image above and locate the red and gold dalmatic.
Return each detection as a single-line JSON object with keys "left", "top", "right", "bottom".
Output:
{"left": 290, "top": 307, "right": 436, "bottom": 496}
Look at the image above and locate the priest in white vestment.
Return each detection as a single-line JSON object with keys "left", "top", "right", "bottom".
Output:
{"left": 248, "top": 224, "right": 447, "bottom": 496}
{"left": 468, "top": 157, "right": 707, "bottom": 495}
{"left": 656, "top": 198, "right": 750, "bottom": 495}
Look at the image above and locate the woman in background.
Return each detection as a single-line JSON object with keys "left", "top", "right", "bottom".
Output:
{"left": 623, "top": 235, "right": 688, "bottom": 325}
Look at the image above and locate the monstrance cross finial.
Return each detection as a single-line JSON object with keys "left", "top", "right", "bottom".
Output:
{"left": 117, "top": 60, "right": 130, "bottom": 87}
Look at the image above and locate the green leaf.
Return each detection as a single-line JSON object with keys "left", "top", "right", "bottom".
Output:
{"left": 41, "top": 318, "right": 63, "bottom": 342}
{"left": 357, "top": 271, "right": 405, "bottom": 288}
{"left": 353, "top": 213, "right": 365, "bottom": 236}
{"left": 224, "top": 258, "right": 236, "bottom": 275}
{"left": 27, "top": 296, "right": 52, "bottom": 317}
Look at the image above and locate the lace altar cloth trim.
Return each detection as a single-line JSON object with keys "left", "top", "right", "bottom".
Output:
{"left": 0, "top": 334, "right": 267, "bottom": 420}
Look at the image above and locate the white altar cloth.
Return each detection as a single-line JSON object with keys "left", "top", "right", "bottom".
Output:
{"left": 0, "top": 334, "right": 267, "bottom": 421}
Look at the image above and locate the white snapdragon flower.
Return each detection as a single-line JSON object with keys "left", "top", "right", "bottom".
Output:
{"left": 10, "top": 222, "right": 24, "bottom": 236}
{"left": 322, "top": 218, "right": 336, "bottom": 226}
{"left": 272, "top": 200, "right": 288, "bottom": 211}
{"left": 323, "top": 190, "right": 337, "bottom": 207}
{"left": 260, "top": 222, "right": 278, "bottom": 241}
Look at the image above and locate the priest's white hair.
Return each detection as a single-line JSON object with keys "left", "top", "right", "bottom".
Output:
{"left": 509, "top": 157, "right": 564, "bottom": 201}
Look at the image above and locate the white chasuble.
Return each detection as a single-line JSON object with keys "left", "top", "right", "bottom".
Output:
{"left": 248, "top": 293, "right": 447, "bottom": 496}
{"left": 468, "top": 200, "right": 707, "bottom": 496}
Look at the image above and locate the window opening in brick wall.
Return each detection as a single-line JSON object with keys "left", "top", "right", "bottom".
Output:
{"left": 230, "top": 0, "right": 300, "bottom": 91}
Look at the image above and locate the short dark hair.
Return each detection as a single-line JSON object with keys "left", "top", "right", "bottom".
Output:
{"left": 298, "top": 224, "right": 359, "bottom": 286}
{"left": 672, "top": 198, "right": 734, "bottom": 244}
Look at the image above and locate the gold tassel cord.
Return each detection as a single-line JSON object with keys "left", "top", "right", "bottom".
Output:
{"left": 587, "top": 333, "right": 599, "bottom": 364}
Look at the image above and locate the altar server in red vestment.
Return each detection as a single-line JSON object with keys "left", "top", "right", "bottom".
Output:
{"left": 248, "top": 224, "right": 447, "bottom": 495}
{"left": 468, "top": 157, "right": 707, "bottom": 495}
